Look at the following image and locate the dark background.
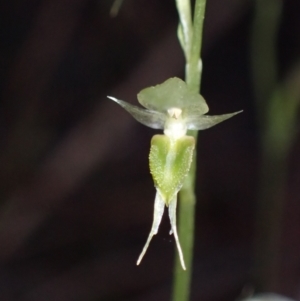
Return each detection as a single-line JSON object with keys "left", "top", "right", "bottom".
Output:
{"left": 0, "top": 0, "right": 299, "bottom": 300}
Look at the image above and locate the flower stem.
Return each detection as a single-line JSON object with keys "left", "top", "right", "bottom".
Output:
{"left": 250, "top": 0, "right": 299, "bottom": 291}
{"left": 250, "top": 0, "right": 283, "bottom": 291}
{"left": 172, "top": 0, "right": 207, "bottom": 300}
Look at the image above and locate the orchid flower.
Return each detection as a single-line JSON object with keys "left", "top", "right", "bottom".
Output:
{"left": 108, "top": 77, "right": 242, "bottom": 270}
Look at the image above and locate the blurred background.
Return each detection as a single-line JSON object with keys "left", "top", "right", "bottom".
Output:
{"left": 0, "top": 0, "right": 300, "bottom": 300}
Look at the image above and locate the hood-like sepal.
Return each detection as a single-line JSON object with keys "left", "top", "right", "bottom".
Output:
{"left": 137, "top": 77, "right": 209, "bottom": 114}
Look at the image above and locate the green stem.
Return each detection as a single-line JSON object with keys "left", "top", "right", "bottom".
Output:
{"left": 172, "top": 0, "right": 207, "bottom": 300}
{"left": 250, "top": 0, "right": 282, "bottom": 121}
{"left": 186, "top": 0, "right": 206, "bottom": 91}
{"left": 251, "top": 0, "right": 289, "bottom": 291}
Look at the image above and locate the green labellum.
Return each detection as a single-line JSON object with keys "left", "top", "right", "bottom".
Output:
{"left": 137, "top": 134, "right": 195, "bottom": 270}
{"left": 149, "top": 135, "right": 195, "bottom": 205}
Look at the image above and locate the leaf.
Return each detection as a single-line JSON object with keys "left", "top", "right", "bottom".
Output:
{"left": 149, "top": 134, "right": 195, "bottom": 205}
{"left": 108, "top": 96, "right": 166, "bottom": 129}
{"left": 186, "top": 110, "right": 243, "bottom": 130}
{"left": 137, "top": 77, "right": 208, "bottom": 114}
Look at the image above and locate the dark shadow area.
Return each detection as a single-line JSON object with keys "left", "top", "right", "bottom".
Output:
{"left": 0, "top": 0, "right": 299, "bottom": 300}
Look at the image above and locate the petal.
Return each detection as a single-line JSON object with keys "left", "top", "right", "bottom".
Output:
{"left": 137, "top": 77, "right": 208, "bottom": 114}
{"left": 186, "top": 110, "right": 243, "bottom": 130}
{"left": 136, "top": 191, "right": 165, "bottom": 266}
{"left": 108, "top": 96, "right": 166, "bottom": 129}
{"left": 168, "top": 196, "right": 186, "bottom": 270}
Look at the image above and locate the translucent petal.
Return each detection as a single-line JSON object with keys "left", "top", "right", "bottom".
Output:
{"left": 168, "top": 196, "right": 186, "bottom": 270}
{"left": 136, "top": 191, "right": 165, "bottom": 265}
{"left": 186, "top": 110, "right": 243, "bottom": 130}
{"left": 108, "top": 96, "right": 166, "bottom": 129}
{"left": 137, "top": 77, "right": 208, "bottom": 114}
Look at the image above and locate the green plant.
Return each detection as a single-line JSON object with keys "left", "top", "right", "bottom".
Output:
{"left": 109, "top": 0, "right": 243, "bottom": 300}
{"left": 108, "top": 78, "right": 240, "bottom": 271}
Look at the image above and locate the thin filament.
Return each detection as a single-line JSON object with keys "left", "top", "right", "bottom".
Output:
{"left": 168, "top": 196, "right": 186, "bottom": 270}
{"left": 136, "top": 192, "right": 165, "bottom": 265}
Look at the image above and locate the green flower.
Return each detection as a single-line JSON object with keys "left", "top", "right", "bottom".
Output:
{"left": 108, "top": 77, "right": 242, "bottom": 269}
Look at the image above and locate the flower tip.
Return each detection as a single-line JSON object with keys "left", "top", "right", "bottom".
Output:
{"left": 107, "top": 95, "right": 117, "bottom": 101}
{"left": 231, "top": 110, "right": 243, "bottom": 119}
